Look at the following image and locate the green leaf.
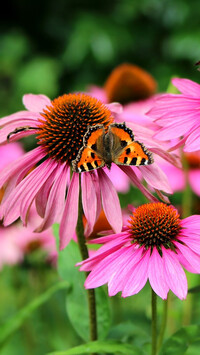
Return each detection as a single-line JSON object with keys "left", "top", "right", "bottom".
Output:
{"left": 159, "top": 325, "right": 200, "bottom": 355}
{"left": 57, "top": 240, "right": 111, "bottom": 341}
{"left": 0, "top": 281, "right": 69, "bottom": 348}
{"left": 47, "top": 340, "right": 142, "bottom": 355}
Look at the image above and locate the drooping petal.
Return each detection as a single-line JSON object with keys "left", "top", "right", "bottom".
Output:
{"left": 35, "top": 164, "right": 69, "bottom": 232}
{"left": 84, "top": 248, "right": 128, "bottom": 289}
{"left": 108, "top": 247, "right": 143, "bottom": 296}
{"left": 122, "top": 250, "right": 149, "bottom": 297}
{"left": 119, "top": 165, "right": 158, "bottom": 202}
{"left": 174, "top": 242, "right": 200, "bottom": 273}
{"left": 35, "top": 168, "right": 60, "bottom": 218}
{"left": 81, "top": 172, "right": 97, "bottom": 236}
{"left": 3, "top": 159, "right": 57, "bottom": 226}
{"left": 79, "top": 234, "right": 130, "bottom": 272}
{"left": 23, "top": 94, "right": 51, "bottom": 112}
{"left": 0, "top": 146, "right": 44, "bottom": 189}
{"left": 139, "top": 164, "right": 172, "bottom": 194}
{"left": 162, "top": 249, "right": 187, "bottom": 300}
{"left": 98, "top": 169, "right": 122, "bottom": 233}
{"left": 184, "top": 125, "right": 200, "bottom": 152}
{"left": 148, "top": 248, "right": 169, "bottom": 299}
{"left": 59, "top": 172, "right": 79, "bottom": 250}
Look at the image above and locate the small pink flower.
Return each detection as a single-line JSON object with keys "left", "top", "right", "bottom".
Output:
{"left": 148, "top": 78, "right": 200, "bottom": 152}
{"left": 0, "top": 93, "right": 174, "bottom": 250}
{"left": 78, "top": 202, "right": 200, "bottom": 300}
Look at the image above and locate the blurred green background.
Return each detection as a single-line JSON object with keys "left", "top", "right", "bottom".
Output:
{"left": 1, "top": 0, "right": 200, "bottom": 116}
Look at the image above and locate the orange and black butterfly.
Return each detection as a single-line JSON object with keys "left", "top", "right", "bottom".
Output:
{"left": 72, "top": 122, "right": 153, "bottom": 173}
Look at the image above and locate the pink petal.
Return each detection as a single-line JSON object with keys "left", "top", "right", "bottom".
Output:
{"left": 35, "top": 168, "right": 60, "bottom": 218}
{"left": 148, "top": 248, "right": 169, "bottom": 299}
{"left": 158, "top": 163, "right": 185, "bottom": 193}
{"left": 189, "top": 170, "right": 200, "bottom": 196}
{"left": 139, "top": 164, "right": 172, "bottom": 194}
{"left": 0, "top": 111, "right": 40, "bottom": 127}
{"left": 184, "top": 126, "right": 200, "bottom": 152}
{"left": 181, "top": 215, "right": 200, "bottom": 227}
{"left": 162, "top": 249, "right": 187, "bottom": 300}
{"left": 108, "top": 247, "right": 143, "bottom": 296}
{"left": 172, "top": 78, "right": 200, "bottom": 97}
{"left": 119, "top": 165, "right": 158, "bottom": 202}
{"left": 81, "top": 172, "right": 97, "bottom": 236}
{"left": 91, "top": 172, "right": 102, "bottom": 222}
{"left": 178, "top": 236, "right": 200, "bottom": 256}
{"left": 84, "top": 248, "right": 128, "bottom": 289}
{"left": 98, "top": 169, "right": 122, "bottom": 233}
{"left": 79, "top": 234, "right": 130, "bottom": 272}
{"left": 106, "top": 165, "right": 130, "bottom": 193}
{"left": 0, "top": 147, "right": 44, "bottom": 189}
{"left": 59, "top": 172, "right": 79, "bottom": 250}
{"left": 154, "top": 120, "right": 197, "bottom": 140}
{"left": 23, "top": 94, "right": 51, "bottom": 112}
{"left": 106, "top": 102, "right": 123, "bottom": 114}
{"left": 176, "top": 251, "right": 199, "bottom": 273}
{"left": 35, "top": 164, "right": 69, "bottom": 232}
{"left": 3, "top": 159, "right": 56, "bottom": 226}
{"left": 0, "top": 121, "right": 38, "bottom": 144}
{"left": 174, "top": 242, "right": 200, "bottom": 273}
{"left": 122, "top": 251, "right": 149, "bottom": 297}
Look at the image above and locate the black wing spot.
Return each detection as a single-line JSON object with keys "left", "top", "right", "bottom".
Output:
{"left": 141, "top": 158, "right": 146, "bottom": 165}
{"left": 126, "top": 148, "right": 131, "bottom": 155}
{"left": 87, "top": 163, "right": 93, "bottom": 170}
{"left": 94, "top": 160, "right": 98, "bottom": 167}
{"left": 123, "top": 157, "right": 128, "bottom": 164}
{"left": 80, "top": 165, "right": 85, "bottom": 172}
{"left": 130, "top": 157, "right": 137, "bottom": 165}
{"left": 91, "top": 152, "right": 95, "bottom": 159}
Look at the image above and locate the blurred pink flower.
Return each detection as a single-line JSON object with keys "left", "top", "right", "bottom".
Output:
{"left": 0, "top": 92, "right": 174, "bottom": 250}
{"left": 148, "top": 78, "right": 200, "bottom": 152}
{"left": 160, "top": 151, "right": 200, "bottom": 196}
{"left": 78, "top": 202, "right": 200, "bottom": 300}
{"left": 0, "top": 219, "right": 57, "bottom": 269}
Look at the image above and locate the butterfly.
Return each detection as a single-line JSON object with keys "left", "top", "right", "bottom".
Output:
{"left": 72, "top": 122, "right": 154, "bottom": 173}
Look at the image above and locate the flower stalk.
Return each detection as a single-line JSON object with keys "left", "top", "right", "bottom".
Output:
{"left": 76, "top": 174, "right": 97, "bottom": 343}
{"left": 157, "top": 296, "right": 169, "bottom": 351}
{"left": 151, "top": 289, "right": 157, "bottom": 355}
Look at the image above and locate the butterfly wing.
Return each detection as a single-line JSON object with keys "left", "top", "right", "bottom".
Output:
{"left": 72, "top": 125, "right": 105, "bottom": 172}
{"left": 109, "top": 122, "right": 153, "bottom": 166}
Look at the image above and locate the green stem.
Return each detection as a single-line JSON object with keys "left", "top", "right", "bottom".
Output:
{"left": 151, "top": 289, "right": 157, "bottom": 355}
{"left": 76, "top": 174, "right": 97, "bottom": 344}
{"left": 157, "top": 296, "right": 168, "bottom": 352}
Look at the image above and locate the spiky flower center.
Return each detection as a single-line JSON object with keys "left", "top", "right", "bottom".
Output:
{"left": 104, "top": 63, "right": 157, "bottom": 104}
{"left": 37, "top": 93, "right": 113, "bottom": 163}
{"left": 129, "top": 202, "right": 181, "bottom": 253}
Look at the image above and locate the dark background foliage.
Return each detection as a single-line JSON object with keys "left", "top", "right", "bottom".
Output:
{"left": 1, "top": 0, "right": 200, "bottom": 116}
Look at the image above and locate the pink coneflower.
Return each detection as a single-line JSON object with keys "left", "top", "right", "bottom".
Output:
{"left": 78, "top": 202, "right": 200, "bottom": 300}
{"left": 0, "top": 93, "right": 172, "bottom": 250}
{"left": 148, "top": 78, "right": 200, "bottom": 152}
